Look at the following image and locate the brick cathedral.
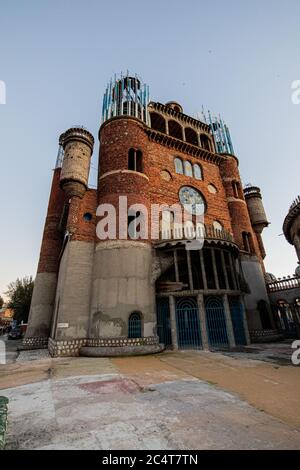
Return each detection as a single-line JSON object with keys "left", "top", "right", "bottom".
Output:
{"left": 24, "top": 74, "right": 276, "bottom": 357}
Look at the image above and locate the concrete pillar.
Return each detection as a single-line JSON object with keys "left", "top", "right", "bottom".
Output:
{"left": 211, "top": 249, "right": 220, "bottom": 289}
{"left": 228, "top": 252, "right": 238, "bottom": 290}
{"left": 174, "top": 249, "right": 179, "bottom": 282}
{"left": 239, "top": 295, "right": 251, "bottom": 345}
{"left": 197, "top": 294, "right": 209, "bottom": 350}
{"left": 199, "top": 249, "right": 207, "bottom": 290}
{"left": 186, "top": 250, "right": 194, "bottom": 291}
{"left": 222, "top": 294, "right": 236, "bottom": 348}
{"left": 221, "top": 250, "right": 229, "bottom": 290}
{"left": 169, "top": 295, "right": 178, "bottom": 350}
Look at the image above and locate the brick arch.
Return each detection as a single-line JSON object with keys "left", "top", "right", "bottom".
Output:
{"left": 150, "top": 112, "right": 166, "bottom": 133}
{"left": 168, "top": 120, "right": 183, "bottom": 140}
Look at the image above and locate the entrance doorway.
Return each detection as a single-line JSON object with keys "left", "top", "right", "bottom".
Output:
{"left": 175, "top": 297, "right": 202, "bottom": 350}
{"left": 205, "top": 296, "right": 229, "bottom": 348}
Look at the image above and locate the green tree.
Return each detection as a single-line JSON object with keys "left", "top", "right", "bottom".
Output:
{"left": 5, "top": 276, "right": 34, "bottom": 324}
{"left": 0, "top": 295, "right": 4, "bottom": 309}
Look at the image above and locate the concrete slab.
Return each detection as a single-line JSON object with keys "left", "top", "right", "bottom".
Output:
{"left": 2, "top": 374, "right": 299, "bottom": 450}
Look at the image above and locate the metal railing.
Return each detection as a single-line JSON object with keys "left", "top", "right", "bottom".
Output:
{"left": 243, "top": 186, "right": 261, "bottom": 197}
{"left": 267, "top": 277, "right": 300, "bottom": 293}
{"left": 159, "top": 224, "right": 234, "bottom": 244}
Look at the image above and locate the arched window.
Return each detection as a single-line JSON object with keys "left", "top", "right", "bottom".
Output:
{"left": 242, "top": 232, "right": 254, "bottom": 253}
{"left": 213, "top": 221, "right": 223, "bottom": 232}
{"left": 128, "top": 312, "right": 142, "bottom": 338}
{"left": 174, "top": 157, "right": 183, "bottom": 174}
{"left": 200, "top": 134, "right": 211, "bottom": 151}
{"left": 168, "top": 120, "right": 183, "bottom": 140}
{"left": 193, "top": 163, "right": 202, "bottom": 180}
{"left": 128, "top": 148, "right": 143, "bottom": 173}
{"left": 150, "top": 112, "right": 166, "bottom": 133}
{"left": 184, "top": 160, "right": 193, "bottom": 177}
{"left": 232, "top": 181, "right": 242, "bottom": 198}
{"left": 185, "top": 127, "right": 198, "bottom": 146}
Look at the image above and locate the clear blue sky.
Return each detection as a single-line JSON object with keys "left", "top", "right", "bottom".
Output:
{"left": 0, "top": 0, "right": 299, "bottom": 298}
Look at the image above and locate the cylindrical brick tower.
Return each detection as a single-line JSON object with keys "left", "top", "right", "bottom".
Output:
{"left": 23, "top": 142, "right": 67, "bottom": 349}
{"left": 81, "top": 74, "right": 162, "bottom": 356}
{"left": 60, "top": 127, "right": 94, "bottom": 199}
{"left": 244, "top": 186, "right": 269, "bottom": 259}
{"left": 59, "top": 127, "right": 94, "bottom": 236}
{"left": 219, "top": 154, "right": 273, "bottom": 329}
{"left": 47, "top": 127, "right": 95, "bottom": 351}
{"left": 219, "top": 154, "right": 259, "bottom": 253}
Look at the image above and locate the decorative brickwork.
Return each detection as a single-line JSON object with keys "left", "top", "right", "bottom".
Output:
{"left": 86, "top": 336, "right": 158, "bottom": 347}
{"left": 22, "top": 337, "right": 48, "bottom": 349}
{"left": 48, "top": 338, "right": 86, "bottom": 357}
{"left": 48, "top": 336, "right": 159, "bottom": 357}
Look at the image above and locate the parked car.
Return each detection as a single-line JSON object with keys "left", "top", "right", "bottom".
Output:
{"left": 8, "top": 327, "right": 22, "bottom": 340}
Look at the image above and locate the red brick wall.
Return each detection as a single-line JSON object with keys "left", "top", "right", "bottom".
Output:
{"left": 37, "top": 168, "right": 67, "bottom": 273}
{"left": 69, "top": 189, "right": 98, "bottom": 243}
{"left": 58, "top": 117, "right": 264, "bottom": 263}
{"left": 97, "top": 117, "right": 235, "bottom": 242}
{"left": 219, "top": 156, "right": 262, "bottom": 260}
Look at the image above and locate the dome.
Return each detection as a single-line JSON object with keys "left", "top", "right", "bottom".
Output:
{"left": 165, "top": 101, "right": 183, "bottom": 113}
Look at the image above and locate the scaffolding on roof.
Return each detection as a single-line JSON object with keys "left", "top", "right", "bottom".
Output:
{"left": 201, "top": 108, "right": 235, "bottom": 155}
{"left": 101, "top": 72, "right": 150, "bottom": 125}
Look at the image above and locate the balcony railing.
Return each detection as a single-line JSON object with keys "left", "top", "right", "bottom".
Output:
{"left": 267, "top": 277, "right": 300, "bottom": 293}
{"left": 157, "top": 224, "right": 234, "bottom": 244}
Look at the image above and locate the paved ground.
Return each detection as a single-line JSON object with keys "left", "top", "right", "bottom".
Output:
{"left": 0, "top": 341, "right": 299, "bottom": 450}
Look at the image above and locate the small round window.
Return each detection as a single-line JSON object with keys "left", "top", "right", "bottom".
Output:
{"left": 83, "top": 212, "right": 93, "bottom": 222}
{"left": 208, "top": 184, "right": 218, "bottom": 194}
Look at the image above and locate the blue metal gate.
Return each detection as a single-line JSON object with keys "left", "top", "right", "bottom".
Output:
{"left": 205, "top": 296, "right": 229, "bottom": 348}
{"left": 229, "top": 300, "right": 247, "bottom": 345}
{"left": 176, "top": 297, "right": 202, "bottom": 350}
{"left": 156, "top": 298, "right": 172, "bottom": 347}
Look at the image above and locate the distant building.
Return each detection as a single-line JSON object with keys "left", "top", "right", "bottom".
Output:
{"left": 0, "top": 307, "right": 14, "bottom": 328}
{"left": 265, "top": 196, "right": 300, "bottom": 339}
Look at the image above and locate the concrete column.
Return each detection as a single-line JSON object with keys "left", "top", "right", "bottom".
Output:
{"left": 197, "top": 293, "right": 209, "bottom": 350}
{"left": 222, "top": 294, "right": 236, "bottom": 348}
{"left": 186, "top": 250, "right": 194, "bottom": 291}
{"left": 174, "top": 249, "right": 179, "bottom": 282}
{"left": 228, "top": 253, "right": 238, "bottom": 290}
{"left": 239, "top": 295, "right": 251, "bottom": 345}
{"left": 165, "top": 120, "right": 169, "bottom": 135}
{"left": 199, "top": 249, "right": 207, "bottom": 290}
{"left": 221, "top": 250, "right": 229, "bottom": 290}
{"left": 211, "top": 249, "right": 220, "bottom": 290}
{"left": 169, "top": 295, "right": 178, "bottom": 350}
